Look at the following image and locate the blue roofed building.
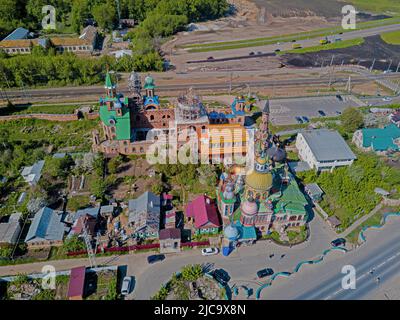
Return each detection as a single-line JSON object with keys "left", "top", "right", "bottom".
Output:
{"left": 21, "top": 160, "right": 45, "bottom": 186}
{"left": 3, "top": 27, "right": 29, "bottom": 41}
{"left": 25, "top": 207, "right": 67, "bottom": 248}
{"left": 353, "top": 124, "right": 400, "bottom": 154}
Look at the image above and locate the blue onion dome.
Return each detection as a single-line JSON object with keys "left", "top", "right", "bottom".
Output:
{"left": 224, "top": 224, "right": 240, "bottom": 241}
{"left": 223, "top": 182, "right": 235, "bottom": 200}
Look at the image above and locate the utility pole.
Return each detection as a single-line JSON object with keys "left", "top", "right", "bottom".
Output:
{"left": 370, "top": 58, "right": 376, "bottom": 72}
{"left": 83, "top": 226, "right": 97, "bottom": 268}
{"left": 229, "top": 72, "right": 233, "bottom": 95}
{"left": 345, "top": 76, "right": 352, "bottom": 93}
{"left": 386, "top": 59, "right": 393, "bottom": 72}
{"left": 396, "top": 61, "right": 400, "bottom": 73}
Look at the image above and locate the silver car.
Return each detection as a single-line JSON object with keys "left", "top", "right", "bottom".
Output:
{"left": 121, "top": 276, "right": 132, "bottom": 296}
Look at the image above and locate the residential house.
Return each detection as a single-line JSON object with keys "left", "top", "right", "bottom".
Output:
{"left": 0, "top": 213, "right": 22, "bottom": 245}
{"left": 21, "top": 160, "right": 45, "bottom": 186}
{"left": 25, "top": 207, "right": 67, "bottom": 248}
{"left": 0, "top": 38, "right": 48, "bottom": 55}
{"left": 100, "top": 205, "right": 115, "bottom": 218}
{"left": 353, "top": 124, "right": 400, "bottom": 154}
{"left": 128, "top": 191, "right": 160, "bottom": 239}
{"left": 296, "top": 129, "right": 356, "bottom": 171}
{"left": 304, "top": 183, "right": 324, "bottom": 202}
{"left": 51, "top": 26, "right": 97, "bottom": 53}
{"left": 3, "top": 27, "right": 30, "bottom": 40}
{"left": 185, "top": 195, "right": 221, "bottom": 235}
{"left": 159, "top": 228, "right": 181, "bottom": 254}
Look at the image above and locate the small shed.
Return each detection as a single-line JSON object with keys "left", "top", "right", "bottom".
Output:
{"left": 67, "top": 266, "right": 86, "bottom": 300}
{"left": 305, "top": 183, "right": 324, "bottom": 202}
{"left": 327, "top": 216, "right": 341, "bottom": 229}
{"left": 159, "top": 228, "right": 181, "bottom": 254}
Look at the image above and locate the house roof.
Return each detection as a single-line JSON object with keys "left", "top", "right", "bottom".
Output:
{"left": 274, "top": 175, "right": 308, "bottom": 214}
{"left": 75, "top": 207, "right": 100, "bottom": 220}
{"left": 305, "top": 183, "right": 324, "bottom": 196}
{"left": 159, "top": 228, "right": 181, "bottom": 240}
{"left": 25, "top": 207, "right": 66, "bottom": 243}
{"left": 0, "top": 215, "right": 21, "bottom": 244}
{"left": 50, "top": 37, "right": 89, "bottom": 46}
{"left": 361, "top": 124, "right": 400, "bottom": 151}
{"left": 21, "top": 160, "right": 45, "bottom": 185}
{"left": 185, "top": 195, "right": 221, "bottom": 229}
{"left": 300, "top": 129, "right": 356, "bottom": 162}
{"left": 0, "top": 39, "right": 37, "bottom": 48}
{"left": 327, "top": 215, "right": 341, "bottom": 227}
{"left": 67, "top": 266, "right": 86, "bottom": 298}
{"left": 128, "top": 192, "right": 160, "bottom": 233}
{"left": 100, "top": 205, "right": 114, "bottom": 214}
{"left": 4, "top": 27, "right": 29, "bottom": 40}
{"left": 79, "top": 26, "right": 97, "bottom": 43}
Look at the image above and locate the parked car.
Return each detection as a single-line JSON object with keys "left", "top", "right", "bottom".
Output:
{"left": 383, "top": 97, "right": 392, "bottom": 102}
{"left": 336, "top": 110, "right": 342, "bottom": 115}
{"left": 318, "top": 110, "right": 326, "bottom": 116}
{"left": 201, "top": 247, "right": 219, "bottom": 256}
{"left": 257, "top": 51, "right": 263, "bottom": 55}
{"left": 121, "top": 276, "right": 132, "bottom": 295}
{"left": 212, "top": 269, "right": 230, "bottom": 284}
{"left": 207, "top": 56, "right": 214, "bottom": 60}
{"left": 249, "top": 51, "right": 255, "bottom": 56}
{"left": 257, "top": 268, "right": 274, "bottom": 278}
{"left": 274, "top": 48, "right": 281, "bottom": 52}
{"left": 147, "top": 254, "right": 165, "bottom": 264}
{"left": 291, "top": 39, "right": 297, "bottom": 42}
{"left": 336, "top": 94, "right": 343, "bottom": 101}
{"left": 302, "top": 116, "right": 310, "bottom": 123}
{"left": 295, "top": 116, "right": 304, "bottom": 124}
{"left": 331, "top": 238, "right": 346, "bottom": 247}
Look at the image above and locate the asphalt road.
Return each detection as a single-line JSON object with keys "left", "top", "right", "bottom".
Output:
{"left": 262, "top": 218, "right": 400, "bottom": 300}
{"left": 179, "top": 23, "right": 400, "bottom": 64}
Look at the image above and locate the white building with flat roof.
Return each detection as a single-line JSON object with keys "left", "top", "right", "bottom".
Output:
{"left": 296, "top": 129, "right": 356, "bottom": 171}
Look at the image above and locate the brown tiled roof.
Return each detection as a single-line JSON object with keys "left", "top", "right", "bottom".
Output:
{"left": 0, "top": 39, "right": 37, "bottom": 48}
{"left": 159, "top": 228, "right": 181, "bottom": 240}
{"left": 50, "top": 37, "right": 89, "bottom": 46}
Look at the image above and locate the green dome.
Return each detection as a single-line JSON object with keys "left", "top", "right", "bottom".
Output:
{"left": 245, "top": 170, "right": 273, "bottom": 191}
{"left": 144, "top": 75, "right": 155, "bottom": 89}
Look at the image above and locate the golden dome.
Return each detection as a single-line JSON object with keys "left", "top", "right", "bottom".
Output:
{"left": 245, "top": 170, "right": 273, "bottom": 191}
{"left": 255, "top": 156, "right": 268, "bottom": 165}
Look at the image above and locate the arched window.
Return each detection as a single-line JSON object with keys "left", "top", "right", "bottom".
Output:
{"left": 150, "top": 115, "right": 155, "bottom": 121}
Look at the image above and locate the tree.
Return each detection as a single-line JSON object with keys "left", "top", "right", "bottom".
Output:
{"left": 70, "top": 0, "right": 89, "bottom": 33}
{"left": 62, "top": 234, "right": 86, "bottom": 252}
{"left": 341, "top": 107, "right": 364, "bottom": 133}
{"left": 92, "top": 1, "right": 117, "bottom": 31}
{"left": 181, "top": 264, "right": 203, "bottom": 281}
{"left": 107, "top": 155, "right": 123, "bottom": 174}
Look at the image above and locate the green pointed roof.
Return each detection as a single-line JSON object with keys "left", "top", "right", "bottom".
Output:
{"left": 144, "top": 75, "right": 155, "bottom": 89}
{"left": 105, "top": 72, "right": 116, "bottom": 89}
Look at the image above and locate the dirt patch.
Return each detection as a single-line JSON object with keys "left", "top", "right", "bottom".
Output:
{"left": 282, "top": 35, "right": 400, "bottom": 71}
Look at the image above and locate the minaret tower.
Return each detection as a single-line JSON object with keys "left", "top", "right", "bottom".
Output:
{"left": 255, "top": 99, "right": 271, "bottom": 156}
{"left": 104, "top": 72, "right": 116, "bottom": 98}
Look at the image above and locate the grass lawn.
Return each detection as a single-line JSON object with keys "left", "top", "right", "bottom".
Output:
{"left": 182, "top": 17, "right": 400, "bottom": 52}
{"left": 380, "top": 30, "right": 400, "bottom": 44}
{"left": 66, "top": 194, "right": 92, "bottom": 212}
{"left": 0, "top": 118, "right": 99, "bottom": 151}
{"left": 346, "top": 206, "right": 400, "bottom": 244}
{"left": 280, "top": 38, "right": 365, "bottom": 54}
{"left": 0, "top": 104, "right": 78, "bottom": 116}
{"left": 348, "top": 0, "right": 400, "bottom": 14}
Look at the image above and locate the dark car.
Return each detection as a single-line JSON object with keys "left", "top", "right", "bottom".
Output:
{"left": 291, "top": 39, "right": 296, "bottom": 42}
{"left": 249, "top": 51, "right": 255, "bottom": 56}
{"left": 147, "top": 254, "right": 165, "bottom": 264}
{"left": 274, "top": 48, "right": 281, "bottom": 52}
{"left": 318, "top": 110, "right": 326, "bottom": 116}
{"left": 212, "top": 269, "right": 230, "bottom": 284}
{"left": 257, "top": 268, "right": 274, "bottom": 278}
{"left": 295, "top": 116, "right": 304, "bottom": 124}
{"left": 336, "top": 94, "right": 343, "bottom": 101}
{"left": 302, "top": 116, "right": 310, "bottom": 123}
{"left": 331, "top": 238, "right": 346, "bottom": 247}
{"left": 207, "top": 56, "right": 214, "bottom": 60}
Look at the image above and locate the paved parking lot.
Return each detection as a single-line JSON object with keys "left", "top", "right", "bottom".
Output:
{"left": 267, "top": 95, "right": 364, "bottom": 125}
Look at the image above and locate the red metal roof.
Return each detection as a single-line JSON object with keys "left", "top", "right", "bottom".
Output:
{"left": 185, "top": 195, "right": 221, "bottom": 229}
{"left": 67, "top": 266, "right": 86, "bottom": 298}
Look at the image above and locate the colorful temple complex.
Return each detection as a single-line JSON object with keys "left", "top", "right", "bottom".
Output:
{"left": 216, "top": 102, "right": 309, "bottom": 250}
{"left": 93, "top": 72, "right": 251, "bottom": 162}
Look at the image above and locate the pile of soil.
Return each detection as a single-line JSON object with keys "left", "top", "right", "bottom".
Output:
{"left": 282, "top": 35, "right": 400, "bottom": 71}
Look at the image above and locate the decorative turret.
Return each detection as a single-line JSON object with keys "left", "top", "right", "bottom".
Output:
{"left": 144, "top": 75, "right": 156, "bottom": 97}
{"left": 105, "top": 72, "right": 116, "bottom": 98}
